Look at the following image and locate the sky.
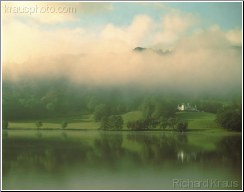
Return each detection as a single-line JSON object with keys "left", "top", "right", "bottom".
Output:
{"left": 1, "top": 1, "right": 243, "bottom": 93}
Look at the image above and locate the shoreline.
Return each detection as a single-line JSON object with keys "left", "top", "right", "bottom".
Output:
{"left": 2, "top": 128, "right": 241, "bottom": 134}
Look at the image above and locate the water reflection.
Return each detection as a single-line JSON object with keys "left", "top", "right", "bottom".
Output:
{"left": 36, "top": 131, "right": 42, "bottom": 138}
{"left": 61, "top": 131, "right": 68, "bottom": 139}
{"left": 2, "top": 131, "right": 242, "bottom": 190}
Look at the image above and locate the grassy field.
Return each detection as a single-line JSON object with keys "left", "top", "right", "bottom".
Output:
{"left": 8, "top": 114, "right": 100, "bottom": 130}
{"left": 175, "top": 111, "right": 222, "bottom": 131}
{"left": 7, "top": 110, "right": 222, "bottom": 132}
{"left": 7, "top": 111, "right": 143, "bottom": 129}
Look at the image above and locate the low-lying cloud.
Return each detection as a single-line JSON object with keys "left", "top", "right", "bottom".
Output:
{"left": 2, "top": 3, "right": 242, "bottom": 95}
{"left": 3, "top": 29, "right": 241, "bottom": 93}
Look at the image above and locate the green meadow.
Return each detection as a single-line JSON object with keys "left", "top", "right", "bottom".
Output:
{"left": 7, "top": 110, "right": 223, "bottom": 132}
{"left": 175, "top": 112, "right": 222, "bottom": 131}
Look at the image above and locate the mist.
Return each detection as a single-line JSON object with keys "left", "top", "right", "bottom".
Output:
{"left": 3, "top": 30, "right": 242, "bottom": 96}
{"left": 2, "top": 2, "right": 242, "bottom": 96}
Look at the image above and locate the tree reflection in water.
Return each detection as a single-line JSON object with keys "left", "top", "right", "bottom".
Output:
{"left": 2, "top": 130, "right": 242, "bottom": 189}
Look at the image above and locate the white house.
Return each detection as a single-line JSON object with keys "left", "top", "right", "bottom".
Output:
{"left": 177, "top": 103, "right": 198, "bottom": 112}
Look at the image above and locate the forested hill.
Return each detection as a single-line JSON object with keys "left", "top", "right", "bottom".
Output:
{"left": 2, "top": 78, "right": 240, "bottom": 121}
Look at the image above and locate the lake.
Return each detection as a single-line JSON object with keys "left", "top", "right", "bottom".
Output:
{"left": 2, "top": 130, "right": 242, "bottom": 190}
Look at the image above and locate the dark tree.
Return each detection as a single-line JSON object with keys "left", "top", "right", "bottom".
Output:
{"left": 176, "top": 120, "right": 188, "bottom": 132}
{"left": 36, "top": 121, "right": 43, "bottom": 129}
{"left": 127, "top": 118, "right": 151, "bottom": 131}
{"left": 112, "top": 115, "right": 124, "bottom": 130}
{"left": 100, "top": 117, "right": 109, "bottom": 130}
{"left": 167, "top": 118, "right": 178, "bottom": 130}
{"left": 159, "top": 117, "right": 168, "bottom": 130}
{"left": 61, "top": 121, "right": 68, "bottom": 129}
{"left": 100, "top": 115, "right": 124, "bottom": 130}
{"left": 216, "top": 106, "right": 242, "bottom": 132}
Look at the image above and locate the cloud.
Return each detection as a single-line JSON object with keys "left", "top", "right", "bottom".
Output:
{"left": 152, "top": 11, "right": 196, "bottom": 47}
{"left": 225, "top": 29, "right": 242, "bottom": 46}
{"left": 1, "top": 10, "right": 197, "bottom": 63}
{"left": 2, "top": 4, "right": 242, "bottom": 95}
{"left": 2, "top": 20, "right": 88, "bottom": 64}
{"left": 2, "top": 14, "right": 155, "bottom": 64}
{"left": 101, "top": 15, "right": 153, "bottom": 48}
{"left": 3, "top": 26, "right": 242, "bottom": 95}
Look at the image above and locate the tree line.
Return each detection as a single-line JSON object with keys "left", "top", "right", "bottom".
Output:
{"left": 2, "top": 79, "right": 241, "bottom": 132}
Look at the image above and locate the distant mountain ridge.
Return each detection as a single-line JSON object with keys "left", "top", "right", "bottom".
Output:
{"left": 133, "top": 47, "right": 172, "bottom": 55}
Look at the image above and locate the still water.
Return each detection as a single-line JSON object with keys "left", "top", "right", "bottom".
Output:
{"left": 2, "top": 130, "right": 242, "bottom": 190}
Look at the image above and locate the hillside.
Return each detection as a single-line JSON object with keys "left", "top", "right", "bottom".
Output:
{"left": 6, "top": 111, "right": 222, "bottom": 131}
{"left": 122, "top": 111, "right": 143, "bottom": 128}
{"left": 122, "top": 111, "right": 222, "bottom": 131}
{"left": 176, "top": 111, "right": 221, "bottom": 130}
